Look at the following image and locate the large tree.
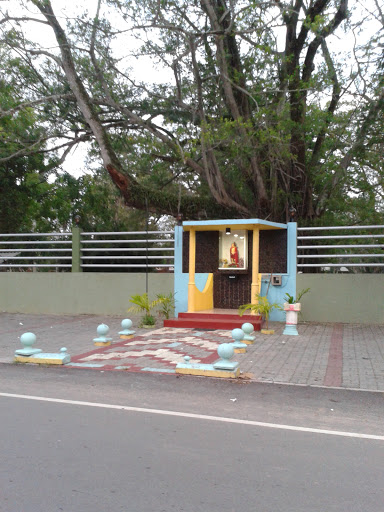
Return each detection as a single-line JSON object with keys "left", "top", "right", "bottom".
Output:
{"left": 0, "top": 70, "right": 50, "bottom": 232}
{"left": 0, "top": 0, "right": 383, "bottom": 223}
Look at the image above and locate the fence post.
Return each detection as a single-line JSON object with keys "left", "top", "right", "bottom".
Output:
{"left": 287, "top": 221, "right": 297, "bottom": 295}
{"left": 72, "top": 226, "right": 82, "bottom": 273}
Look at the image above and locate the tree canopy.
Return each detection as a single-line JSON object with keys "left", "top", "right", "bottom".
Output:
{"left": 1, "top": 0, "right": 383, "bottom": 224}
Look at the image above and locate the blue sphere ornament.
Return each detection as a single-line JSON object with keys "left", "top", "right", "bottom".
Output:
{"left": 121, "top": 319, "right": 133, "bottom": 330}
{"left": 97, "top": 323, "right": 109, "bottom": 337}
{"left": 217, "top": 343, "right": 234, "bottom": 361}
{"left": 231, "top": 328, "right": 244, "bottom": 343}
{"left": 20, "top": 332, "right": 37, "bottom": 348}
{"left": 241, "top": 323, "right": 254, "bottom": 335}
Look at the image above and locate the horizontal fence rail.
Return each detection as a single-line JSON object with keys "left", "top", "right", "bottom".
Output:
{"left": 3, "top": 224, "right": 384, "bottom": 274}
{"left": 0, "top": 233, "right": 72, "bottom": 270}
{"left": 80, "top": 231, "right": 174, "bottom": 271}
{"left": 0, "top": 230, "right": 175, "bottom": 272}
{"left": 297, "top": 225, "right": 384, "bottom": 273}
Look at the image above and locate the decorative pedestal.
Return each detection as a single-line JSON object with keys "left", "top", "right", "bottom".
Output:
{"left": 16, "top": 348, "right": 71, "bottom": 365}
{"left": 241, "top": 323, "right": 255, "bottom": 343}
{"left": 14, "top": 334, "right": 70, "bottom": 365}
{"left": 213, "top": 343, "right": 240, "bottom": 371}
{"left": 119, "top": 318, "right": 135, "bottom": 339}
{"left": 231, "top": 328, "right": 248, "bottom": 353}
{"left": 93, "top": 324, "right": 113, "bottom": 346}
{"left": 15, "top": 333, "right": 42, "bottom": 356}
{"left": 283, "top": 303, "right": 301, "bottom": 335}
{"left": 175, "top": 343, "right": 240, "bottom": 378}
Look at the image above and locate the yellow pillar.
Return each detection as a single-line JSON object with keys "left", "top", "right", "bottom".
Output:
{"left": 251, "top": 228, "right": 260, "bottom": 306}
{"left": 188, "top": 229, "right": 196, "bottom": 312}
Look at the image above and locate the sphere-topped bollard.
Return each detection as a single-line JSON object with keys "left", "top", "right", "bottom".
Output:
{"left": 14, "top": 335, "right": 71, "bottom": 365}
{"left": 93, "top": 323, "right": 113, "bottom": 346}
{"left": 218, "top": 342, "right": 234, "bottom": 361}
{"left": 241, "top": 322, "right": 255, "bottom": 343}
{"left": 213, "top": 342, "right": 239, "bottom": 371}
{"left": 175, "top": 342, "right": 240, "bottom": 377}
{"left": 119, "top": 318, "right": 136, "bottom": 339}
{"left": 231, "top": 328, "right": 248, "bottom": 353}
{"left": 15, "top": 332, "right": 43, "bottom": 356}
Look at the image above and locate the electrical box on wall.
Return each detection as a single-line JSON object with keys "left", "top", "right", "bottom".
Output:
{"left": 271, "top": 275, "right": 282, "bottom": 286}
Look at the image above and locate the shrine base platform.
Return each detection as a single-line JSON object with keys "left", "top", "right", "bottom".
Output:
{"left": 164, "top": 309, "right": 262, "bottom": 331}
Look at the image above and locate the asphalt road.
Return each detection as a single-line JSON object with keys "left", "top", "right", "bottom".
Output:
{"left": 1, "top": 365, "right": 384, "bottom": 512}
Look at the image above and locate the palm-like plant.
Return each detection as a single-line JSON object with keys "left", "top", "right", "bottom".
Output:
{"left": 156, "top": 292, "right": 176, "bottom": 320}
{"left": 238, "top": 294, "right": 280, "bottom": 330}
{"left": 128, "top": 293, "right": 161, "bottom": 327}
{"left": 283, "top": 288, "right": 310, "bottom": 304}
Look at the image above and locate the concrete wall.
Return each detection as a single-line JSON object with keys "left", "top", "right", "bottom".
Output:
{"left": 297, "top": 274, "right": 384, "bottom": 324}
{"left": 0, "top": 273, "right": 174, "bottom": 315}
{"left": 1, "top": 271, "right": 383, "bottom": 324}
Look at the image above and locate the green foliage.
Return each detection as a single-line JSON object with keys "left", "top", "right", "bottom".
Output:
{"left": 156, "top": 292, "right": 176, "bottom": 320}
{"left": 0, "top": 76, "right": 50, "bottom": 232}
{"left": 127, "top": 292, "right": 163, "bottom": 326}
{"left": 128, "top": 292, "right": 177, "bottom": 324}
{"left": 238, "top": 294, "right": 280, "bottom": 330}
{"left": 127, "top": 293, "right": 162, "bottom": 314}
{"left": 283, "top": 288, "right": 310, "bottom": 304}
{"left": 141, "top": 314, "right": 156, "bottom": 327}
{"left": 1, "top": 1, "right": 383, "bottom": 224}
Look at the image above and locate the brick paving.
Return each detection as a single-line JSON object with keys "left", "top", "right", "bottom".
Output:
{"left": 70, "top": 328, "right": 233, "bottom": 373}
{"left": 1, "top": 313, "right": 384, "bottom": 391}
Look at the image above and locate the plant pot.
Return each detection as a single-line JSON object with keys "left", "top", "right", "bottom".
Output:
{"left": 283, "top": 302, "right": 301, "bottom": 335}
{"left": 261, "top": 329, "right": 274, "bottom": 335}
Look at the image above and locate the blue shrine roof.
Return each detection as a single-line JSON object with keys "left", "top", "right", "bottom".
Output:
{"left": 182, "top": 218, "right": 286, "bottom": 231}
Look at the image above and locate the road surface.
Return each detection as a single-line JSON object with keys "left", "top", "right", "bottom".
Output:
{"left": 1, "top": 365, "right": 383, "bottom": 511}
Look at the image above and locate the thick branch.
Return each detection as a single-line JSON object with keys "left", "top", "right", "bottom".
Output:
{"left": 0, "top": 94, "right": 74, "bottom": 117}
{"left": 26, "top": 0, "right": 241, "bottom": 219}
{"left": 309, "top": 39, "right": 341, "bottom": 169}
{"left": 315, "top": 85, "right": 384, "bottom": 216}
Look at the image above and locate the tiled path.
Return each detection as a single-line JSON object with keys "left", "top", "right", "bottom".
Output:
{"left": 2, "top": 313, "right": 384, "bottom": 391}
{"left": 69, "top": 328, "right": 233, "bottom": 373}
{"left": 235, "top": 323, "right": 384, "bottom": 390}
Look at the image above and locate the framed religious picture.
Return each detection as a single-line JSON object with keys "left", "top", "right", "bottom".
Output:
{"left": 218, "top": 230, "right": 248, "bottom": 270}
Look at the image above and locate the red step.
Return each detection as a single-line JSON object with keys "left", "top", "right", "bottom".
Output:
{"left": 164, "top": 313, "right": 262, "bottom": 330}
{"left": 178, "top": 312, "right": 260, "bottom": 321}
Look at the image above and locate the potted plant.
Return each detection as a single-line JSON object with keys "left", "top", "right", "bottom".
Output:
{"left": 156, "top": 292, "right": 176, "bottom": 320}
{"left": 239, "top": 293, "right": 280, "bottom": 334}
{"left": 282, "top": 288, "right": 310, "bottom": 335}
{"left": 127, "top": 293, "right": 161, "bottom": 328}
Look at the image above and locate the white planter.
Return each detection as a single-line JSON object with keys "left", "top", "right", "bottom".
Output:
{"left": 283, "top": 303, "right": 301, "bottom": 335}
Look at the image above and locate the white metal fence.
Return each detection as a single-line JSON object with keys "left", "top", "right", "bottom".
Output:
{"left": 80, "top": 231, "right": 174, "bottom": 270}
{"left": 0, "top": 232, "right": 72, "bottom": 269}
{"left": 2, "top": 225, "right": 383, "bottom": 273}
{"left": 297, "top": 225, "right": 384, "bottom": 272}
{"left": 0, "top": 230, "right": 174, "bottom": 271}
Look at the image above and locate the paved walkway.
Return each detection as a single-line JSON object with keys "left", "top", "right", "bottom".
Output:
{"left": 1, "top": 313, "right": 384, "bottom": 391}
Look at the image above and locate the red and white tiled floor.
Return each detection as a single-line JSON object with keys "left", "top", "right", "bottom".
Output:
{"left": 69, "top": 328, "right": 233, "bottom": 373}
